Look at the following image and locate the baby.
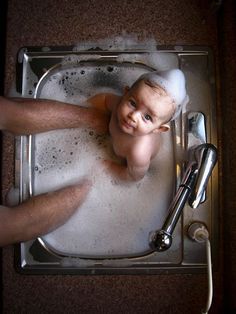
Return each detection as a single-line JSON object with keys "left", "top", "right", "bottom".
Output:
{"left": 87, "top": 69, "right": 187, "bottom": 181}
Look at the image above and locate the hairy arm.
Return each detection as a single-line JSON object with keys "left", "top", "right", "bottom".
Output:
{"left": 0, "top": 96, "right": 110, "bottom": 135}
{"left": 0, "top": 181, "right": 91, "bottom": 247}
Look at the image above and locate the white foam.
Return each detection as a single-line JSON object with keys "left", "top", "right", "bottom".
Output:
{"left": 72, "top": 32, "right": 158, "bottom": 52}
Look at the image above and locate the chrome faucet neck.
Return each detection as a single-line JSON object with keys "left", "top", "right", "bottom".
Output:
{"left": 149, "top": 143, "right": 217, "bottom": 252}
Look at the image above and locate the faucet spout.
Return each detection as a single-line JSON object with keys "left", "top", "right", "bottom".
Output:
{"left": 188, "top": 144, "right": 217, "bottom": 208}
{"left": 149, "top": 143, "right": 217, "bottom": 252}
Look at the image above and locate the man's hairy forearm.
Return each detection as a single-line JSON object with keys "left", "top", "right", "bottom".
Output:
{"left": 0, "top": 97, "right": 109, "bottom": 135}
{"left": 0, "top": 181, "right": 91, "bottom": 246}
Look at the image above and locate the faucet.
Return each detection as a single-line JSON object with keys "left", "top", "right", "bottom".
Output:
{"left": 149, "top": 143, "right": 217, "bottom": 252}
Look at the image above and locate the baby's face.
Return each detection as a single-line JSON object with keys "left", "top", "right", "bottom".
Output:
{"left": 116, "top": 80, "right": 175, "bottom": 136}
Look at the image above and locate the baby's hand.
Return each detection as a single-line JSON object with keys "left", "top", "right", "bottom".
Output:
{"left": 102, "top": 158, "right": 148, "bottom": 182}
{"left": 102, "top": 159, "right": 114, "bottom": 169}
{"left": 101, "top": 159, "right": 121, "bottom": 173}
{"left": 101, "top": 159, "right": 129, "bottom": 182}
{"left": 100, "top": 159, "right": 125, "bottom": 186}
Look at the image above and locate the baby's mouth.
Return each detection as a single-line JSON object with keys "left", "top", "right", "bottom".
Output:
{"left": 122, "top": 119, "right": 134, "bottom": 129}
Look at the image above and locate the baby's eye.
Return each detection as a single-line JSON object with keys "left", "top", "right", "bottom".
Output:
{"left": 144, "top": 114, "right": 152, "bottom": 121}
{"left": 129, "top": 99, "right": 136, "bottom": 108}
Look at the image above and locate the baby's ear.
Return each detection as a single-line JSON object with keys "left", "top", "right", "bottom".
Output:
{"left": 153, "top": 124, "right": 170, "bottom": 133}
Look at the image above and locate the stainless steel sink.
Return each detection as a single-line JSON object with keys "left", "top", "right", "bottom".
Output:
{"left": 14, "top": 45, "right": 218, "bottom": 274}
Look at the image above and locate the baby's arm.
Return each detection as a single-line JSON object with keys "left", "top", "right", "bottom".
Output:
{"left": 126, "top": 154, "right": 151, "bottom": 181}
{"left": 104, "top": 147, "right": 151, "bottom": 182}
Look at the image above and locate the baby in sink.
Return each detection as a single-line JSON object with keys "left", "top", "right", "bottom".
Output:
{"left": 87, "top": 69, "right": 187, "bottom": 181}
{"left": 1, "top": 69, "right": 187, "bottom": 183}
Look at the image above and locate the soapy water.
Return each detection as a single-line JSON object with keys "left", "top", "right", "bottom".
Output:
{"left": 33, "top": 43, "right": 179, "bottom": 257}
{"left": 35, "top": 127, "right": 174, "bottom": 257}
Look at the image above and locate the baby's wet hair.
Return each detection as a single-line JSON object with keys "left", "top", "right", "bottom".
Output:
{"left": 133, "top": 69, "right": 188, "bottom": 121}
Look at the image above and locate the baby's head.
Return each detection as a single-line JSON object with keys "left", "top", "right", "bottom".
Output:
{"left": 132, "top": 69, "right": 187, "bottom": 121}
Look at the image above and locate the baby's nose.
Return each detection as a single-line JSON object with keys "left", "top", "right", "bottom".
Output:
{"left": 129, "top": 111, "right": 139, "bottom": 122}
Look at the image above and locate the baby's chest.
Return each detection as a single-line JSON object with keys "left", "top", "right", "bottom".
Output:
{"left": 110, "top": 131, "right": 131, "bottom": 158}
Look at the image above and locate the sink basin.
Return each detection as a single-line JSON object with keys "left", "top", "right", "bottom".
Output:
{"left": 14, "top": 45, "right": 218, "bottom": 274}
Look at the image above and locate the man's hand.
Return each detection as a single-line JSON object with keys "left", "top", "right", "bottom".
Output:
{"left": 85, "top": 107, "right": 110, "bottom": 134}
